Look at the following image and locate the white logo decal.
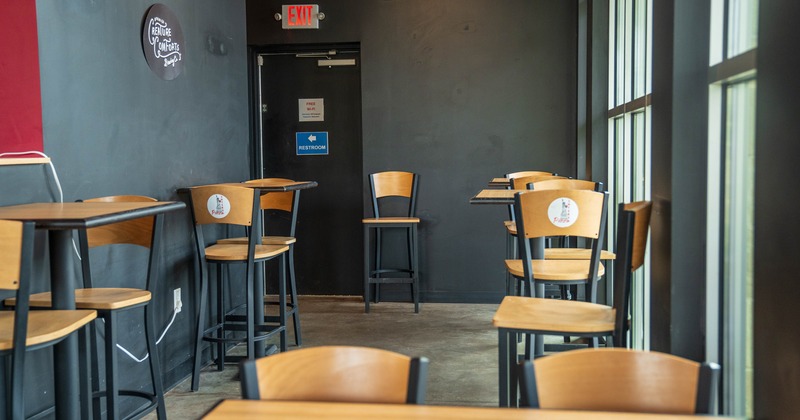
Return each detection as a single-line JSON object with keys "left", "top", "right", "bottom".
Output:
{"left": 207, "top": 194, "right": 231, "bottom": 219}
{"left": 547, "top": 198, "right": 579, "bottom": 227}
{"left": 148, "top": 17, "right": 182, "bottom": 67}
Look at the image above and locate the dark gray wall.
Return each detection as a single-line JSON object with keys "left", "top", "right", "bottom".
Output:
{"left": 247, "top": 0, "right": 579, "bottom": 302}
{"left": 753, "top": 1, "right": 800, "bottom": 418}
{"left": 0, "top": 0, "right": 249, "bottom": 416}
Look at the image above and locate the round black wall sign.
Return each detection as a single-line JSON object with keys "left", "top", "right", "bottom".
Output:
{"left": 142, "top": 4, "right": 184, "bottom": 80}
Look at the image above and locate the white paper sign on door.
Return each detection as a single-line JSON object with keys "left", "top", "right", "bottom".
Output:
{"left": 299, "top": 98, "right": 324, "bottom": 122}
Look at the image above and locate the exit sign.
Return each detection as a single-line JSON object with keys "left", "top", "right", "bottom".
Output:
{"left": 281, "top": 5, "right": 319, "bottom": 29}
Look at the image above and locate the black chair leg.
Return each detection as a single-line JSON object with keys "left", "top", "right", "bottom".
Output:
{"left": 78, "top": 326, "right": 93, "bottom": 420}
{"left": 363, "top": 225, "right": 371, "bottom": 313}
{"left": 216, "top": 266, "right": 225, "bottom": 371}
{"left": 191, "top": 262, "right": 210, "bottom": 391}
{"left": 288, "top": 245, "right": 301, "bottom": 346}
{"left": 375, "top": 228, "right": 382, "bottom": 303}
{"left": 104, "top": 312, "right": 120, "bottom": 420}
{"left": 278, "top": 253, "right": 288, "bottom": 352}
{"left": 411, "top": 225, "right": 420, "bottom": 313}
{"left": 145, "top": 304, "right": 167, "bottom": 419}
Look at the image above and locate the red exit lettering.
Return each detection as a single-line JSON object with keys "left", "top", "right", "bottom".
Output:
{"left": 287, "top": 5, "right": 314, "bottom": 27}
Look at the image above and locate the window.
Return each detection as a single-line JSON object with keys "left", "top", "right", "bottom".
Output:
{"left": 706, "top": 0, "right": 757, "bottom": 416}
{"left": 608, "top": 0, "right": 652, "bottom": 349}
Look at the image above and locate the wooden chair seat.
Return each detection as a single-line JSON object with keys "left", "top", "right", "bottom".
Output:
{"left": 7, "top": 288, "right": 152, "bottom": 311}
{"left": 543, "top": 248, "right": 616, "bottom": 260}
{"left": 0, "top": 310, "right": 97, "bottom": 351}
{"left": 362, "top": 216, "right": 420, "bottom": 224}
{"left": 204, "top": 243, "right": 290, "bottom": 262}
{"left": 216, "top": 235, "right": 297, "bottom": 246}
{"left": 492, "top": 296, "right": 614, "bottom": 334}
{"left": 505, "top": 259, "right": 605, "bottom": 281}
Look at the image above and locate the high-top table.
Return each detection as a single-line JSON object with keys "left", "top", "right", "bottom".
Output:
{"left": 178, "top": 179, "right": 317, "bottom": 358}
{"left": 202, "top": 400, "right": 738, "bottom": 419}
{"left": 470, "top": 188, "right": 522, "bottom": 204}
{"left": 488, "top": 177, "right": 512, "bottom": 188}
{"left": 0, "top": 200, "right": 185, "bottom": 419}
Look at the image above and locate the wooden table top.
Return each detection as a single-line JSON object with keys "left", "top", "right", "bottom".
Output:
{"left": 469, "top": 189, "right": 523, "bottom": 204}
{"left": 0, "top": 201, "right": 185, "bottom": 229}
{"left": 179, "top": 180, "right": 318, "bottom": 194}
{"left": 489, "top": 177, "right": 511, "bottom": 188}
{"left": 203, "top": 400, "right": 735, "bottom": 420}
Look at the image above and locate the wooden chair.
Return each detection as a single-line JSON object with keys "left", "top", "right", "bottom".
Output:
{"left": 189, "top": 185, "right": 290, "bottom": 391}
{"left": 216, "top": 178, "right": 303, "bottom": 347}
{"left": 362, "top": 171, "right": 420, "bottom": 313}
{"left": 493, "top": 200, "right": 651, "bottom": 407}
{"left": 505, "top": 189, "right": 608, "bottom": 301}
{"left": 240, "top": 346, "right": 429, "bottom": 404}
{"left": 518, "top": 348, "right": 720, "bottom": 414}
{"left": 0, "top": 220, "right": 97, "bottom": 419}
{"left": 7, "top": 195, "right": 169, "bottom": 419}
{"left": 503, "top": 174, "right": 564, "bottom": 296}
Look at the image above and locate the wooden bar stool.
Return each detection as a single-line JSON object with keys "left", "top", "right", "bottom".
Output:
{"left": 7, "top": 196, "right": 169, "bottom": 419}
{"left": 217, "top": 179, "right": 303, "bottom": 347}
{"left": 0, "top": 220, "right": 97, "bottom": 419}
{"left": 188, "top": 185, "right": 290, "bottom": 391}
{"left": 362, "top": 171, "right": 420, "bottom": 313}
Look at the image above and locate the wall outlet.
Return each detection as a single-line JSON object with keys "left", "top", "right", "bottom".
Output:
{"left": 173, "top": 288, "right": 182, "bottom": 314}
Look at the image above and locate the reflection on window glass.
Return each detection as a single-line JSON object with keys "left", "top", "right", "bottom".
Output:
{"left": 722, "top": 79, "right": 756, "bottom": 418}
{"left": 727, "top": 0, "right": 759, "bottom": 57}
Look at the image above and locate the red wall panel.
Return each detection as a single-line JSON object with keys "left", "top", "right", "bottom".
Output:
{"left": 0, "top": 1, "right": 44, "bottom": 154}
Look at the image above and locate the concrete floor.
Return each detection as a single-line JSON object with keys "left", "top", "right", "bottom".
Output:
{"left": 144, "top": 296, "right": 506, "bottom": 419}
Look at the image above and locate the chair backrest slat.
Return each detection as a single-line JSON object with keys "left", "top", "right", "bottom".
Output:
{"left": 515, "top": 189, "right": 606, "bottom": 239}
{"left": 246, "top": 178, "right": 296, "bottom": 213}
{"left": 371, "top": 171, "right": 415, "bottom": 199}
{"left": 0, "top": 220, "right": 25, "bottom": 291}
{"left": 510, "top": 175, "right": 565, "bottom": 190}
{"left": 612, "top": 201, "right": 652, "bottom": 348}
{"left": 241, "top": 346, "right": 429, "bottom": 404}
{"left": 520, "top": 348, "right": 717, "bottom": 415}
{"left": 190, "top": 185, "right": 258, "bottom": 226}
{"left": 506, "top": 170, "right": 555, "bottom": 179}
{"left": 82, "top": 195, "right": 156, "bottom": 248}
{"left": 529, "top": 179, "right": 603, "bottom": 192}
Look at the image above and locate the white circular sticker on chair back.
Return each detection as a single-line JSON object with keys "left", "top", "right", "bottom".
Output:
{"left": 207, "top": 194, "right": 231, "bottom": 219}
{"left": 548, "top": 197, "right": 579, "bottom": 227}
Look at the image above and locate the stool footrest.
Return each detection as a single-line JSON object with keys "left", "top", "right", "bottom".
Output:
{"left": 367, "top": 277, "right": 416, "bottom": 284}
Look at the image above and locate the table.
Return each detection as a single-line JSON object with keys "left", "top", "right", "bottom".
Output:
{"left": 0, "top": 201, "right": 186, "bottom": 419}
{"left": 202, "top": 400, "right": 737, "bottom": 419}
{"left": 470, "top": 188, "right": 522, "bottom": 204}
{"left": 179, "top": 179, "right": 317, "bottom": 358}
{"left": 489, "top": 177, "right": 511, "bottom": 188}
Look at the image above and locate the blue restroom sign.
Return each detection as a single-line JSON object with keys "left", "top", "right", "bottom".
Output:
{"left": 296, "top": 132, "right": 329, "bottom": 155}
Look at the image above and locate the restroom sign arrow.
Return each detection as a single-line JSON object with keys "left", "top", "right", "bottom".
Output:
{"left": 296, "top": 131, "right": 328, "bottom": 155}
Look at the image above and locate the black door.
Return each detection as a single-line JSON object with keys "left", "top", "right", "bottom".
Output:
{"left": 257, "top": 45, "right": 362, "bottom": 295}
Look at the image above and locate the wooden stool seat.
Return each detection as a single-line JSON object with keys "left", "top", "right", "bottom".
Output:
{"left": 505, "top": 259, "right": 605, "bottom": 281}
{"left": 217, "top": 235, "right": 297, "bottom": 245}
{"left": 0, "top": 310, "right": 97, "bottom": 351}
{"left": 204, "top": 243, "right": 289, "bottom": 261}
{"left": 9, "top": 288, "right": 151, "bottom": 311}
{"left": 492, "top": 296, "right": 615, "bottom": 335}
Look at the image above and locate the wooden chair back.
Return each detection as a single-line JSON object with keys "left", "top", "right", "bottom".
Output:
{"left": 245, "top": 178, "right": 300, "bottom": 237}
{"left": 510, "top": 175, "right": 565, "bottom": 190}
{"left": 369, "top": 171, "right": 418, "bottom": 218}
{"left": 514, "top": 189, "right": 607, "bottom": 240}
{"left": 506, "top": 170, "right": 556, "bottom": 179}
{"left": 240, "top": 346, "right": 429, "bottom": 404}
{"left": 81, "top": 195, "right": 156, "bottom": 249}
{"left": 529, "top": 178, "right": 603, "bottom": 192}
{"left": 0, "top": 220, "right": 30, "bottom": 291}
{"left": 189, "top": 185, "right": 259, "bottom": 227}
{"left": 78, "top": 195, "right": 162, "bottom": 291}
{"left": 519, "top": 348, "right": 720, "bottom": 414}
{"left": 612, "top": 201, "right": 652, "bottom": 347}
